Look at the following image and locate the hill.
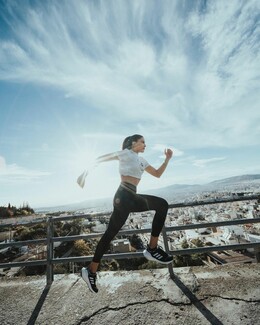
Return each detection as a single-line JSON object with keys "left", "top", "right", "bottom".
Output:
{"left": 209, "top": 174, "right": 260, "bottom": 185}
{"left": 146, "top": 174, "right": 260, "bottom": 202}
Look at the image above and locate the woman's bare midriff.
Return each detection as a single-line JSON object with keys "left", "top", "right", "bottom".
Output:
{"left": 121, "top": 175, "right": 141, "bottom": 186}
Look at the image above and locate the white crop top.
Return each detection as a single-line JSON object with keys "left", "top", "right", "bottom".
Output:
{"left": 117, "top": 149, "right": 150, "bottom": 179}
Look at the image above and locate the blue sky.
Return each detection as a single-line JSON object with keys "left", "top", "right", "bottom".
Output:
{"left": 0, "top": 0, "right": 259, "bottom": 208}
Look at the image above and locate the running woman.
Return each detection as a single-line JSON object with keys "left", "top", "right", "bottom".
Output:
{"left": 81, "top": 134, "right": 173, "bottom": 293}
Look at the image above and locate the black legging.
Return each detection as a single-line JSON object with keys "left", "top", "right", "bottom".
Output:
{"left": 92, "top": 182, "right": 169, "bottom": 263}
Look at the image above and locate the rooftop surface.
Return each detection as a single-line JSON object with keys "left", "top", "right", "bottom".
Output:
{"left": 0, "top": 263, "right": 260, "bottom": 325}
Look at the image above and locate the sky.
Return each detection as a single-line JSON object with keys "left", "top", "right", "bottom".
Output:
{"left": 0, "top": 0, "right": 259, "bottom": 208}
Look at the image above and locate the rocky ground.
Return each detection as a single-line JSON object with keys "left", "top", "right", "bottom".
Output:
{"left": 0, "top": 263, "right": 259, "bottom": 325}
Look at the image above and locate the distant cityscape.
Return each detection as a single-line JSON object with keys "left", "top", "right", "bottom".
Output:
{"left": 0, "top": 174, "right": 259, "bottom": 276}
{"left": 35, "top": 174, "right": 260, "bottom": 214}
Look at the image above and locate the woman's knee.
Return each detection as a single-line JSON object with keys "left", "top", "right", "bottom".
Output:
{"left": 157, "top": 197, "right": 168, "bottom": 213}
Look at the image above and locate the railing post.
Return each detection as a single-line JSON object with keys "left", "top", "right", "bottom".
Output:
{"left": 255, "top": 247, "right": 260, "bottom": 263}
{"left": 46, "top": 217, "right": 54, "bottom": 285}
{"left": 162, "top": 226, "right": 175, "bottom": 279}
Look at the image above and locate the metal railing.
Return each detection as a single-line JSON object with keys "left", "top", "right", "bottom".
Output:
{"left": 0, "top": 194, "right": 260, "bottom": 284}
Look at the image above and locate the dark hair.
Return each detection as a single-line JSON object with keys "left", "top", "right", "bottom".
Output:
{"left": 122, "top": 134, "right": 143, "bottom": 150}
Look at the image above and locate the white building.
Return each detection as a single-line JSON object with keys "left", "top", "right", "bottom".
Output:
{"left": 110, "top": 239, "right": 131, "bottom": 253}
{"left": 218, "top": 226, "right": 244, "bottom": 244}
{"left": 244, "top": 233, "right": 260, "bottom": 243}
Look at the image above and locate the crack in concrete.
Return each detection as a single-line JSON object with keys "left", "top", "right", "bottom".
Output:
{"left": 75, "top": 298, "right": 192, "bottom": 324}
{"left": 71, "top": 277, "right": 81, "bottom": 288}
{"left": 202, "top": 295, "right": 260, "bottom": 303}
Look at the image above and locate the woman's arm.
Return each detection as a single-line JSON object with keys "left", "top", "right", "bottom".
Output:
{"left": 96, "top": 151, "right": 120, "bottom": 163}
{"left": 77, "top": 150, "right": 122, "bottom": 188}
{"left": 145, "top": 148, "right": 173, "bottom": 178}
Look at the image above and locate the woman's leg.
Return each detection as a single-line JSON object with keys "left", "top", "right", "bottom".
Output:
{"left": 130, "top": 194, "right": 172, "bottom": 264}
{"left": 88, "top": 261, "right": 99, "bottom": 274}
{"left": 149, "top": 235, "right": 159, "bottom": 249}
{"left": 88, "top": 186, "right": 135, "bottom": 273}
{"left": 134, "top": 194, "right": 169, "bottom": 247}
{"left": 131, "top": 194, "right": 172, "bottom": 264}
{"left": 82, "top": 204, "right": 130, "bottom": 293}
{"left": 89, "top": 207, "right": 130, "bottom": 272}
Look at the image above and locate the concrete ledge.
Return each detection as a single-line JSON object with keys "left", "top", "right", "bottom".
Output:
{"left": 0, "top": 264, "right": 259, "bottom": 325}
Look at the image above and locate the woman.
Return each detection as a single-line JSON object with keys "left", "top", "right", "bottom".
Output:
{"left": 81, "top": 134, "right": 173, "bottom": 293}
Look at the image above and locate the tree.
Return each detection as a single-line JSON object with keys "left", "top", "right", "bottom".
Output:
{"left": 192, "top": 238, "right": 204, "bottom": 247}
{"left": 181, "top": 239, "right": 189, "bottom": 249}
{"left": 72, "top": 240, "right": 91, "bottom": 256}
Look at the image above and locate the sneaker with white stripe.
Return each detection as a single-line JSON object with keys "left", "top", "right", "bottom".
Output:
{"left": 81, "top": 267, "right": 98, "bottom": 293}
{"left": 143, "top": 246, "right": 173, "bottom": 264}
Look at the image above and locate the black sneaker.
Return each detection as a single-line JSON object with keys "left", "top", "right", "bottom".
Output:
{"left": 143, "top": 246, "right": 173, "bottom": 264}
{"left": 81, "top": 267, "right": 98, "bottom": 293}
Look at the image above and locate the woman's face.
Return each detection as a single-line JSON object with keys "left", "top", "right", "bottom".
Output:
{"left": 132, "top": 137, "right": 146, "bottom": 153}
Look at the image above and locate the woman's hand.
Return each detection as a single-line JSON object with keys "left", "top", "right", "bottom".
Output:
{"left": 145, "top": 148, "right": 173, "bottom": 178}
{"left": 164, "top": 148, "right": 173, "bottom": 161}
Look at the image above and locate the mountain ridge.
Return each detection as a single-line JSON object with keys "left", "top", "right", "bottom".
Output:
{"left": 209, "top": 174, "right": 260, "bottom": 185}
{"left": 150, "top": 174, "right": 260, "bottom": 193}
{"left": 147, "top": 174, "right": 260, "bottom": 198}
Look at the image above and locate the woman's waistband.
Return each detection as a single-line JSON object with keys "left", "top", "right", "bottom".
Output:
{"left": 120, "top": 182, "right": 137, "bottom": 193}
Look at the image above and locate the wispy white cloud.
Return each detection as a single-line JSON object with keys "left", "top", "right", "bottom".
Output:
{"left": 192, "top": 157, "right": 226, "bottom": 168}
{"left": 186, "top": 0, "right": 260, "bottom": 146}
{"left": 0, "top": 1, "right": 259, "bottom": 151}
{"left": 0, "top": 156, "right": 51, "bottom": 182}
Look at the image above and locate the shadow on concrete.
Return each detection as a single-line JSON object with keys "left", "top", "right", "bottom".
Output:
{"left": 172, "top": 275, "right": 223, "bottom": 325}
{"left": 27, "top": 285, "right": 51, "bottom": 325}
